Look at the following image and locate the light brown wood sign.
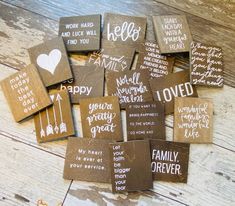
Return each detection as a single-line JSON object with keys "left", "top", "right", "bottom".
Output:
{"left": 109, "top": 140, "right": 153, "bottom": 193}
{"left": 174, "top": 97, "right": 213, "bottom": 143}
{"left": 63, "top": 137, "right": 113, "bottom": 183}
{"left": 1, "top": 64, "right": 52, "bottom": 122}
{"left": 150, "top": 139, "right": 190, "bottom": 183}
{"left": 152, "top": 15, "right": 192, "bottom": 54}
{"left": 34, "top": 90, "right": 75, "bottom": 143}
{"left": 136, "top": 40, "right": 174, "bottom": 78}
{"left": 149, "top": 70, "right": 197, "bottom": 114}
{"left": 28, "top": 37, "right": 73, "bottom": 87}
{"left": 190, "top": 41, "right": 224, "bottom": 87}
{"left": 80, "top": 96, "right": 123, "bottom": 141}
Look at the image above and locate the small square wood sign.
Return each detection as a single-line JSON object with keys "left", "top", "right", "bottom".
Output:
{"left": 28, "top": 37, "right": 73, "bottom": 87}
{"left": 190, "top": 41, "right": 223, "bottom": 87}
{"left": 63, "top": 137, "right": 113, "bottom": 183}
{"left": 59, "top": 15, "right": 101, "bottom": 52}
{"left": 86, "top": 40, "right": 135, "bottom": 72}
{"left": 152, "top": 15, "right": 192, "bottom": 54}
{"left": 59, "top": 65, "right": 104, "bottom": 104}
{"left": 150, "top": 139, "right": 190, "bottom": 183}
{"left": 103, "top": 13, "right": 147, "bottom": 45}
{"left": 106, "top": 70, "right": 153, "bottom": 108}
{"left": 109, "top": 140, "right": 153, "bottom": 193}
{"left": 149, "top": 70, "right": 197, "bottom": 114}
{"left": 34, "top": 90, "right": 75, "bottom": 143}
{"left": 136, "top": 41, "right": 175, "bottom": 78}
{"left": 1, "top": 64, "right": 52, "bottom": 122}
{"left": 126, "top": 102, "right": 165, "bottom": 140}
{"left": 80, "top": 96, "right": 123, "bottom": 141}
{"left": 174, "top": 97, "right": 213, "bottom": 143}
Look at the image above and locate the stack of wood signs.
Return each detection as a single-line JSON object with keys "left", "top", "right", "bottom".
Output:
{"left": 1, "top": 13, "right": 222, "bottom": 193}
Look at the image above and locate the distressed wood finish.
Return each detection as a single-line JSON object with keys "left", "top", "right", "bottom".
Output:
{"left": 0, "top": 0, "right": 234, "bottom": 205}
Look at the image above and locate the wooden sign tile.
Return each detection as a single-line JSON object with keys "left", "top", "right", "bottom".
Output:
{"left": 174, "top": 97, "right": 213, "bottom": 143}
{"left": 28, "top": 37, "right": 73, "bottom": 87}
{"left": 0, "top": 64, "right": 52, "bottom": 122}
{"left": 109, "top": 140, "right": 153, "bottom": 193}
{"left": 59, "top": 15, "right": 101, "bottom": 52}
{"left": 149, "top": 70, "right": 197, "bottom": 114}
{"left": 34, "top": 90, "right": 75, "bottom": 143}
{"left": 136, "top": 40, "right": 175, "bottom": 78}
{"left": 106, "top": 70, "right": 153, "bottom": 108}
{"left": 152, "top": 15, "right": 192, "bottom": 54}
{"left": 103, "top": 13, "right": 147, "bottom": 45}
{"left": 190, "top": 41, "right": 224, "bottom": 87}
{"left": 59, "top": 65, "right": 104, "bottom": 104}
{"left": 63, "top": 137, "right": 113, "bottom": 183}
{"left": 86, "top": 40, "right": 135, "bottom": 72}
{"left": 150, "top": 139, "right": 190, "bottom": 183}
{"left": 80, "top": 96, "right": 123, "bottom": 141}
{"left": 126, "top": 102, "right": 165, "bottom": 140}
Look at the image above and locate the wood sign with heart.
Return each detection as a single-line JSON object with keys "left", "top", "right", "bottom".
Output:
{"left": 109, "top": 140, "right": 153, "bottom": 193}
{"left": 63, "top": 137, "right": 113, "bottom": 183}
{"left": 174, "top": 97, "right": 213, "bottom": 143}
{"left": 80, "top": 96, "right": 123, "bottom": 141}
{"left": 150, "top": 139, "right": 190, "bottom": 183}
{"left": 149, "top": 70, "right": 198, "bottom": 114}
{"left": 86, "top": 40, "right": 135, "bottom": 72}
{"left": 0, "top": 64, "right": 52, "bottom": 122}
{"left": 126, "top": 101, "right": 165, "bottom": 140}
{"left": 59, "top": 65, "right": 104, "bottom": 104}
{"left": 34, "top": 90, "right": 75, "bottom": 143}
{"left": 59, "top": 14, "right": 101, "bottom": 52}
{"left": 190, "top": 41, "right": 224, "bottom": 87}
{"left": 152, "top": 15, "right": 192, "bottom": 54}
{"left": 136, "top": 40, "right": 175, "bottom": 78}
{"left": 103, "top": 13, "right": 147, "bottom": 45}
{"left": 106, "top": 70, "right": 153, "bottom": 108}
{"left": 28, "top": 37, "right": 73, "bottom": 87}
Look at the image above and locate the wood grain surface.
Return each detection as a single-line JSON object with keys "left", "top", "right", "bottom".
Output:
{"left": 0, "top": 0, "right": 234, "bottom": 205}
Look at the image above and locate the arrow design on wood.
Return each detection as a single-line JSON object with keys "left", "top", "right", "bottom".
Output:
{"left": 56, "top": 93, "right": 67, "bottom": 133}
{"left": 46, "top": 108, "right": 54, "bottom": 136}
{"left": 39, "top": 112, "right": 45, "bottom": 138}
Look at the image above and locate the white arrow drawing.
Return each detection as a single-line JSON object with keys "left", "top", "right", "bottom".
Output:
{"left": 39, "top": 112, "right": 45, "bottom": 138}
{"left": 46, "top": 108, "right": 54, "bottom": 136}
{"left": 53, "top": 105, "right": 59, "bottom": 134}
{"left": 56, "top": 93, "right": 67, "bottom": 133}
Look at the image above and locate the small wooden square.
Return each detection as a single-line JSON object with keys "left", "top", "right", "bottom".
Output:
{"left": 59, "top": 65, "right": 104, "bottom": 104}
{"left": 150, "top": 139, "right": 190, "bottom": 183}
{"left": 136, "top": 41, "right": 175, "bottom": 78}
{"left": 28, "top": 37, "right": 73, "bottom": 87}
{"left": 190, "top": 41, "right": 223, "bottom": 87}
{"left": 63, "top": 137, "right": 113, "bottom": 183}
{"left": 1, "top": 64, "right": 52, "bottom": 122}
{"left": 86, "top": 40, "right": 135, "bottom": 72}
{"left": 106, "top": 70, "right": 153, "bottom": 108}
{"left": 80, "top": 96, "right": 123, "bottom": 141}
{"left": 34, "top": 90, "right": 75, "bottom": 143}
{"left": 126, "top": 102, "right": 165, "bottom": 140}
{"left": 152, "top": 15, "right": 192, "bottom": 54}
{"left": 109, "top": 140, "right": 153, "bottom": 193}
{"left": 103, "top": 13, "right": 147, "bottom": 45}
{"left": 174, "top": 97, "right": 213, "bottom": 143}
{"left": 59, "top": 15, "right": 101, "bottom": 52}
{"left": 149, "top": 70, "right": 197, "bottom": 114}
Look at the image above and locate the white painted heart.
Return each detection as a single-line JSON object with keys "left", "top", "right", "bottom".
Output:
{"left": 36, "top": 49, "right": 62, "bottom": 75}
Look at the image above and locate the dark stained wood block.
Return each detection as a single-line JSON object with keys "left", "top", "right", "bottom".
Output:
{"left": 28, "top": 37, "right": 73, "bottom": 87}
{"left": 59, "top": 14, "right": 101, "bottom": 52}
{"left": 63, "top": 137, "right": 113, "bottom": 183}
